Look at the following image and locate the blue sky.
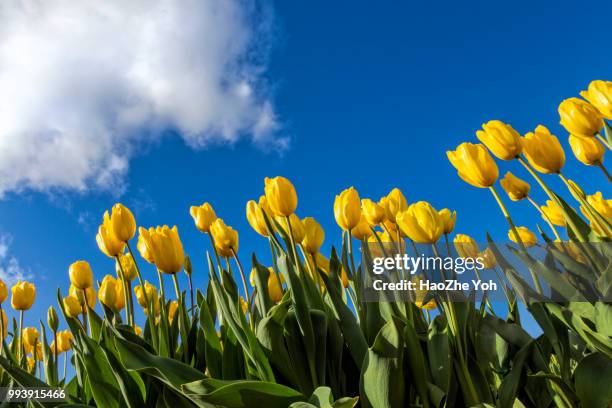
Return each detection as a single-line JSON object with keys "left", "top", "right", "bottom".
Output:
{"left": 0, "top": 0, "right": 611, "bottom": 329}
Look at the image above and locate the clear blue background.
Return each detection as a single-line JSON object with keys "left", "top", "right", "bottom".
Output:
{"left": 1, "top": 0, "right": 611, "bottom": 332}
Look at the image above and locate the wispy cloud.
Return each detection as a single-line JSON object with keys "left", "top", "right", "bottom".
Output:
{"left": 0, "top": 234, "right": 30, "bottom": 286}
{"left": 0, "top": 0, "right": 286, "bottom": 197}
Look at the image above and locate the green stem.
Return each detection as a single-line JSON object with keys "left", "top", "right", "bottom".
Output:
{"left": 115, "top": 256, "right": 133, "bottom": 326}
{"left": 231, "top": 248, "right": 250, "bottom": 308}
{"left": 187, "top": 273, "right": 195, "bottom": 319}
{"left": 596, "top": 132, "right": 611, "bottom": 150}
{"left": 285, "top": 216, "right": 304, "bottom": 276}
{"left": 18, "top": 310, "right": 23, "bottom": 363}
{"left": 596, "top": 161, "right": 612, "bottom": 182}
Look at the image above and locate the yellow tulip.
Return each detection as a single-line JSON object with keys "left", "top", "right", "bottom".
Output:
{"left": 553, "top": 240, "right": 586, "bottom": 264}
{"left": 508, "top": 226, "right": 537, "bottom": 247}
{"left": 110, "top": 203, "right": 136, "bottom": 242}
{"left": 26, "top": 356, "right": 35, "bottom": 372}
{"left": 0, "top": 279, "right": 7, "bottom": 303}
{"left": 500, "top": 172, "right": 530, "bottom": 201}
{"left": 246, "top": 197, "right": 271, "bottom": 237}
{"left": 334, "top": 187, "right": 361, "bottom": 231}
{"left": 447, "top": 143, "right": 499, "bottom": 188}
{"left": 101, "top": 275, "right": 124, "bottom": 310}
{"left": 69, "top": 285, "right": 96, "bottom": 309}
{"left": 63, "top": 295, "right": 82, "bottom": 318}
{"left": 147, "top": 226, "right": 185, "bottom": 274}
{"left": 476, "top": 120, "right": 522, "bottom": 160}
{"left": 301, "top": 217, "right": 325, "bottom": 254}
{"left": 137, "top": 227, "right": 156, "bottom": 264}
{"left": 98, "top": 278, "right": 117, "bottom": 310}
{"left": 239, "top": 297, "right": 248, "bottom": 314}
{"left": 116, "top": 253, "right": 137, "bottom": 281}
{"left": 580, "top": 80, "right": 612, "bottom": 119}
{"left": 11, "top": 281, "right": 36, "bottom": 311}
{"left": 264, "top": 176, "right": 298, "bottom": 217}
{"left": 0, "top": 310, "right": 7, "bottom": 339}
{"left": 68, "top": 260, "right": 93, "bottom": 290}
{"left": 558, "top": 97, "right": 603, "bottom": 138}
{"left": 415, "top": 299, "right": 437, "bottom": 310}
{"left": 312, "top": 253, "right": 349, "bottom": 288}
{"left": 540, "top": 200, "right": 566, "bottom": 227}
{"left": 134, "top": 281, "right": 159, "bottom": 316}
{"left": 210, "top": 219, "right": 239, "bottom": 257}
{"left": 351, "top": 214, "right": 373, "bottom": 240}
{"left": 362, "top": 199, "right": 386, "bottom": 226}
{"left": 568, "top": 135, "right": 605, "bottom": 166}
{"left": 57, "top": 330, "right": 73, "bottom": 353}
{"left": 190, "top": 202, "right": 217, "bottom": 233}
{"left": 453, "top": 234, "right": 479, "bottom": 259}
{"left": 379, "top": 188, "right": 408, "bottom": 222}
{"left": 134, "top": 326, "right": 142, "bottom": 337}
{"left": 22, "top": 327, "right": 39, "bottom": 349}
{"left": 479, "top": 248, "right": 497, "bottom": 269}
{"left": 249, "top": 267, "right": 284, "bottom": 302}
{"left": 275, "top": 214, "right": 305, "bottom": 243}
{"left": 438, "top": 208, "right": 456, "bottom": 234}
{"left": 522, "top": 125, "right": 565, "bottom": 174}
{"left": 96, "top": 211, "right": 126, "bottom": 257}
{"left": 168, "top": 300, "right": 179, "bottom": 323}
{"left": 396, "top": 201, "right": 444, "bottom": 244}
{"left": 587, "top": 191, "right": 612, "bottom": 218}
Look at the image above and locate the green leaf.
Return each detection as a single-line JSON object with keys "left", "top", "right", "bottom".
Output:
{"left": 0, "top": 355, "right": 64, "bottom": 407}
{"left": 497, "top": 341, "right": 533, "bottom": 408}
{"left": 197, "top": 295, "right": 222, "bottom": 378}
{"left": 574, "top": 352, "right": 612, "bottom": 408}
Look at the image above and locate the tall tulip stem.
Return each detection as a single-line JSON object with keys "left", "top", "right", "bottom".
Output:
{"left": 126, "top": 242, "right": 150, "bottom": 306}
{"left": 231, "top": 248, "right": 250, "bottom": 308}
{"left": 595, "top": 133, "right": 612, "bottom": 150}
{"left": 187, "top": 273, "right": 195, "bottom": 319}
{"left": 285, "top": 216, "right": 304, "bottom": 276}
{"left": 115, "top": 257, "right": 133, "bottom": 326}
{"left": 596, "top": 162, "right": 612, "bottom": 182}
{"left": 18, "top": 310, "right": 23, "bottom": 363}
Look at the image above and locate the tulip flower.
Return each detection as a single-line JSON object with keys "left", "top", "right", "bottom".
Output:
{"left": 57, "top": 330, "right": 73, "bottom": 353}
{"left": 47, "top": 306, "right": 59, "bottom": 333}
{"left": 210, "top": 219, "right": 239, "bottom": 257}
{"left": 540, "top": 200, "right": 566, "bottom": 227}
{"left": 362, "top": 199, "right": 386, "bottom": 226}
{"left": 103, "top": 275, "right": 125, "bottom": 310}
{"left": 246, "top": 197, "right": 271, "bottom": 237}
{"left": 415, "top": 299, "right": 437, "bottom": 310}
{"left": 22, "top": 327, "right": 38, "bottom": 349}
{"left": 99, "top": 278, "right": 118, "bottom": 310}
{"left": 521, "top": 125, "right": 565, "bottom": 174}
{"left": 135, "top": 281, "right": 159, "bottom": 315}
{"left": 249, "top": 267, "right": 285, "bottom": 302}
{"left": 479, "top": 248, "right": 497, "bottom": 269}
{"left": 379, "top": 188, "right": 408, "bottom": 223}
{"left": 11, "top": 281, "right": 36, "bottom": 311}
{"left": 115, "top": 253, "right": 137, "bottom": 281}
{"left": 500, "top": 172, "right": 530, "bottom": 201}
{"left": 301, "top": 217, "right": 325, "bottom": 254}
{"left": 0, "top": 279, "right": 7, "bottom": 303}
{"left": 190, "top": 202, "right": 217, "bottom": 233}
{"left": 438, "top": 208, "right": 456, "bottom": 234}
{"left": 508, "top": 226, "right": 537, "bottom": 247}
{"left": 476, "top": 120, "right": 522, "bottom": 160}
{"left": 334, "top": 187, "right": 361, "bottom": 231}
{"left": 396, "top": 201, "right": 444, "bottom": 244}
{"left": 68, "top": 260, "right": 93, "bottom": 290}
{"left": 264, "top": 176, "right": 298, "bottom": 217}
{"left": 311, "top": 253, "right": 349, "bottom": 289}
{"left": 137, "top": 227, "right": 156, "bottom": 264}
{"left": 63, "top": 295, "right": 82, "bottom": 318}
{"left": 580, "top": 80, "right": 612, "bottom": 119}
{"left": 110, "top": 204, "right": 136, "bottom": 242}
{"left": 148, "top": 226, "right": 185, "bottom": 274}
{"left": 69, "top": 285, "right": 96, "bottom": 309}
{"left": 447, "top": 143, "right": 499, "bottom": 188}
{"left": 351, "top": 215, "right": 373, "bottom": 240}
{"left": 134, "top": 326, "right": 142, "bottom": 337}
{"left": 586, "top": 191, "right": 612, "bottom": 218}
{"left": 453, "top": 234, "right": 479, "bottom": 259}
{"left": 568, "top": 135, "right": 605, "bottom": 166}
{"left": 96, "top": 211, "right": 126, "bottom": 258}
{"left": 275, "top": 214, "right": 305, "bottom": 242}
{"left": 558, "top": 97, "right": 603, "bottom": 138}
{"left": 167, "top": 300, "right": 179, "bottom": 323}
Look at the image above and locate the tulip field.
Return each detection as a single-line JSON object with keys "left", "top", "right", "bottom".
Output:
{"left": 0, "top": 80, "right": 611, "bottom": 407}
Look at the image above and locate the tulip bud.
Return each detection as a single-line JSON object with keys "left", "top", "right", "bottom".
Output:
{"left": 379, "top": 188, "right": 408, "bottom": 223}
{"left": 500, "top": 172, "right": 530, "bottom": 201}
{"left": 0, "top": 280, "right": 7, "bottom": 304}
{"left": 522, "top": 125, "right": 565, "bottom": 174}
{"left": 57, "top": 330, "right": 73, "bottom": 353}
{"left": 210, "top": 219, "right": 239, "bottom": 258}
{"left": 476, "top": 120, "right": 522, "bottom": 160}
{"left": 11, "top": 281, "right": 36, "bottom": 311}
{"left": 134, "top": 326, "right": 142, "bottom": 337}
{"left": 541, "top": 200, "right": 566, "bottom": 227}
{"left": 275, "top": 214, "right": 305, "bottom": 243}
{"left": 184, "top": 255, "right": 192, "bottom": 275}
{"left": 447, "top": 143, "right": 499, "bottom": 188}
{"left": 264, "top": 176, "right": 298, "bottom": 217}
{"left": 110, "top": 204, "right": 136, "bottom": 242}
{"left": 246, "top": 197, "right": 271, "bottom": 237}
{"left": 508, "top": 226, "right": 537, "bottom": 247}
{"left": 396, "top": 202, "right": 444, "bottom": 244}
{"left": 301, "top": 217, "right": 325, "bottom": 254}
{"left": 63, "top": 295, "right": 82, "bottom": 318}
{"left": 558, "top": 97, "right": 603, "bottom": 138}
{"left": 239, "top": 297, "right": 248, "bottom": 314}
{"left": 361, "top": 199, "right": 386, "bottom": 226}
{"left": 479, "top": 247, "right": 497, "bottom": 269}
{"left": 167, "top": 300, "right": 179, "bottom": 323}
{"left": 190, "top": 203, "right": 217, "bottom": 233}
{"left": 134, "top": 281, "right": 159, "bottom": 316}
{"left": 69, "top": 260, "right": 93, "bottom": 290}
{"left": 567, "top": 180, "right": 586, "bottom": 201}
{"left": 47, "top": 306, "right": 59, "bottom": 332}
{"left": 351, "top": 215, "right": 373, "bottom": 241}
{"left": 334, "top": 187, "right": 361, "bottom": 231}
{"left": 453, "top": 234, "right": 479, "bottom": 259}
{"left": 101, "top": 275, "right": 125, "bottom": 310}
{"left": 438, "top": 208, "right": 457, "bottom": 234}
{"left": 69, "top": 285, "right": 96, "bottom": 309}
{"left": 137, "top": 227, "right": 156, "bottom": 264}
{"left": 148, "top": 225, "right": 185, "bottom": 274}
{"left": 99, "top": 279, "right": 117, "bottom": 309}
{"left": 568, "top": 135, "right": 605, "bottom": 166}
{"left": 96, "top": 211, "right": 126, "bottom": 258}
{"left": 580, "top": 80, "right": 612, "bottom": 119}
{"left": 115, "top": 254, "right": 137, "bottom": 281}
{"left": 22, "top": 327, "right": 39, "bottom": 349}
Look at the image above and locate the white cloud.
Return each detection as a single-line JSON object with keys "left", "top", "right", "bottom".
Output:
{"left": 0, "top": 234, "right": 30, "bottom": 285}
{"left": 0, "top": 0, "right": 285, "bottom": 196}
